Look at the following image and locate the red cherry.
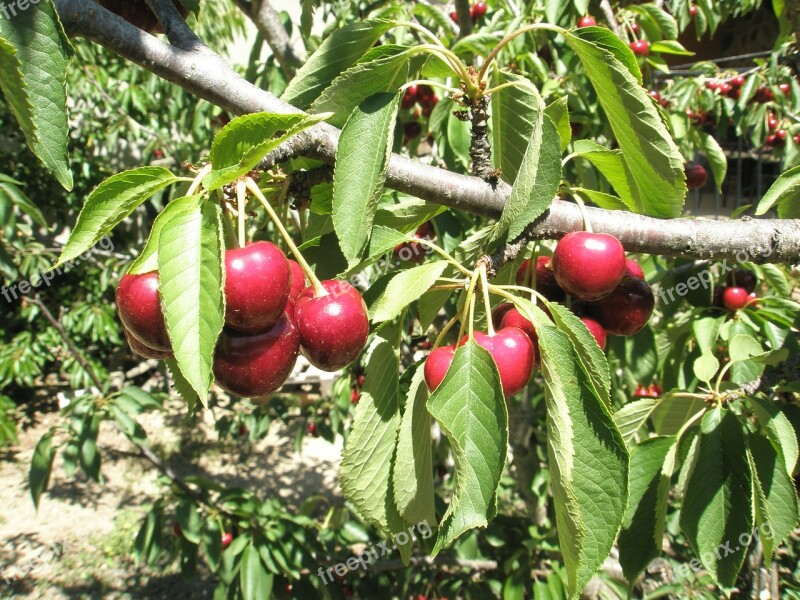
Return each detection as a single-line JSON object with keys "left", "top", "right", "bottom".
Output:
{"left": 153, "top": 149, "right": 164, "bottom": 159}
{"left": 516, "top": 256, "right": 566, "bottom": 301}
{"left": 577, "top": 15, "right": 596, "bottom": 27}
{"left": 779, "top": 83, "right": 791, "bottom": 97}
{"left": 722, "top": 286, "right": 750, "bottom": 311}
{"left": 172, "top": 523, "right": 183, "bottom": 538}
{"left": 768, "top": 115, "right": 779, "bottom": 131}
{"left": 650, "top": 383, "right": 663, "bottom": 396}
{"left": 213, "top": 315, "right": 300, "bottom": 397}
{"left": 794, "top": 134, "right": 800, "bottom": 145}
{"left": 649, "top": 90, "right": 662, "bottom": 102}
{"left": 685, "top": 163, "right": 708, "bottom": 190}
{"left": 624, "top": 259, "right": 645, "bottom": 280}
{"left": 689, "top": 4, "right": 698, "bottom": 16}
{"left": 421, "top": 95, "right": 439, "bottom": 117}
{"left": 403, "top": 121, "right": 423, "bottom": 142}
{"left": 755, "top": 87, "right": 775, "bottom": 103}
{"left": 765, "top": 134, "right": 778, "bottom": 147}
{"left": 357, "top": 374, "right": 365, "bottom": 387}
{"left": 580, "top": 317, "right": 607, "bottom": 350}
{"left": 394, "top": 240, "right": 426, "bottom": 264}
{"left": 705, "top": 80, "right": 720, "bottom": 91}
{"left": 415, "top": 221, "right": 435, "bottom": 240}
{"left": 633, "top": 383, "right": 649, "bottom": 398}
{"left": 350, "top": 388, "right": 360, "bottom": 404}
{"left": 285, "top": 260, "right": 307, "bottom": 318}
{"left": 307, "top": 421, "right": 319, "bottom": 436}
{"left": 718, "top": 82, "right": 732, "bottom": 95}
{"left": 238, "top": 424, "right": 248, "bottom": 436}
{"left": 499, "top": 308, "right": 540, "bottom": 368}
{"left": 458, "top": 330, "right": 535, "bottom": 397}
{"left": 449, "top": 10, "right": 458, "bottom": 23}
{"left": 726, "top": 87, "right": 741, "bottom": 100}
{"left": 294, "top": 280, "right": 370, "bottom": 371}
{"left": 124, "top": 328, "right": 172, "bottom": 360}
{"left": 491, "top": 302, "right": 515, "bottom": 328}
{"left": 470, "top": 1, "right": 487, "bottom": 19}
{"left": 116, "top": 271, "right": 170, "bottom": 351}
{"left": 629, "top": 40, "right": 649, "bottom": 56}
{"left": 552, "top": 232, "right": 626, "bottom": 301}
{"left": 586, "top": 277, "right": 655, "bottom": 336}
{"left": 224, "top": 242, "right": 291, "bottom": 334}
{"left": 221, "top": 532, "right": 234, "bottom": 549}
{"left": 730, "top": 75, "right": 745, "bottom": 88}
{"left": 630, "top": 21, "right": 640, "bottom": 34}
{"left": 424, "top": 345, "right": 456, "bottom": 391}
{"left": 401, "top": 85, "right": 419, "bottom": 109}
{"left": 776, "top": 129, "right": 787, "bottom": 141}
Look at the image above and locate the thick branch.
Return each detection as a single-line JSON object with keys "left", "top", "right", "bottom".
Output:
{"left": 236, "top": 0, "right": 306, "bottom": 78}
{"left": 145, "top": 0, "right": 205, "bottom": 51}
{"left": 54, "top": 0, "right": 800, "bottom": 264}
{"left": 455, "top": 0, "right": 473, "bottom": 38}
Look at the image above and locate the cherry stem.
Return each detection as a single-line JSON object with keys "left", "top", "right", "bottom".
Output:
{"left": 458, "top": 269, "right": 481, "bottom": 342}
{"left": 713, "top": 362, "right": 735, "bottom": 398}
{"left": 478, "top": 23, "right": 565, "bottom": 83}
{"left": 413, "top": 238, "right": 473, "bottom": 277}
{"left": 235, "top": 181, "right": 247, "bottom": 249}
{"left": 245, "top": 177, "right": 327, "bottom": 296}
{"left": 492, "top": 284, "right": 550, "bottom": 306}
{"left": 529, "top": 244, "right": 540, "bottom": 304}
{"left": 433, "top": 314, "right": 460, "bottom": 350}
{"left": 572, "top": 193, "right": 593, "bottom": 233}
{"left": 188, "top": 163, "right": 213, "bottom": 195}
{"left": 479, "top": 264, "right": 495, "bottom": 336}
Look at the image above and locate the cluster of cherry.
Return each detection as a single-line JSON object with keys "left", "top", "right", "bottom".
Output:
{"left": 424, "top": 232, "right": 656, "bottom": 397}
{"left": 117, "top": 242, "right": 369, "bottom": 398}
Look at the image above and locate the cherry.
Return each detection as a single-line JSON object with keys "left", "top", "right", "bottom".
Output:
{"left": 624, "top": 259, "right": 645, "bottom": 280}
{"left": 577, "top": 15, "right": 596, "bottom": 27}
{"left": 776, "top": 129, "right": 787, "bottom": 141}
{"left": 795, "top": 134, "right": 800, "bottom": 145}
{"left": 685, "top": 163, "right": 708, "bottom": 190}
{"left": 633, "top": 383, "right": 662, "bottom": 398}
{"left": 172, "top": 522, "right": 183, "bottom": 538}
{"left": 224, "top": 242, "right": 291, "bottom": 334}
{"left": 116, "top": 271, "right": 170, "bottom": 351}
{"left": 285, "top": 260, "right": 307, "bottom": 318}
{"left": 689, "top": 4, "right": 698, "bottom": 16}
{"left": 649, "top": 90, "right": 662, "bottom": 102}
{"left": 449, "top": 10, "right": 458, "bottom": 23}
{"left": 722, "top": 286, "right": 750, "bottom": 311}
{"left": 779, "top": 83, "right": 791, "bottom": 97}
{"left": 754, "top": 87, "right": 775, "bottom": 103}
{"left": 718, "top": 82, "right": 732, "bottom": 95}
{"left": 705, "top": 80, "right": 720, "bottom": 91}
{"left": 124, "top": 328, "right": 172, "bottom": 360}
{"left": 152, "top": 149, "right": 164, "bottom": 159}
{"left": 629, "top": 40, "right": 650, "bottom": 57}
{"left": 685, "top": 108, "right": 695, "bottom": 119}
{"left": 307, "top": 421, "right": 319, "bottom": 437}
{"left": 357, "top": 374, "right": 365, "bottom": 388}
{"left": 586, "top": 277, "right": 655, "bottom": 336}
{"left": 350, "top": 388, "right": 360, "bottom": 404}
{"left": 730, "top": 75, "right": 745, "bottom": 88}
{"left": 499, "top": 308, "right": 540, "bottom": 367}
{"left": 630, "top": 21, "right": 640, "bottom": 35}
{"left": 238, "top": 424, "right": 248, "bottom": 436}
{"left": 491, "top": 302, "right": 515, "bottom": 328}
{"left": 221, "top": 532, "right": 234, "bottom": 549}
{"left": 294, "top": 280, "right": 370, "bottom": 371}
{"left": 424, "top": 345, "right": 456, "bottom": 391}
{"left": 580, "top": 317, "right": 607, "bottom": 350}
{"left": 403, "top": 121, "right": 423, "bottom": 142}
{"left": 402, "top": 85, "right": 419, "bottom": 109}
{"left": 552, "top": 232, "right": 626, "bottom": 300}
{"left": 726, "top": 268, "right": 757, "bottom": 293}
{"left": 727, "top": 87, "right": 741, "bottom": 100}
{"left": 213, "top": 314, "right": 300, "bottom": 397}
{"left": 458, "top": 330, "right": 535, "bottom": 396}
{"left": 767, "top": 115, "right": 779, "bottom": 131}
{"left": 516, "top": 256, "right": 566, "bottom": 301}
{"left": 421, "top": 95, "right": 439, "bottom": 117}
{"left": 470, "top": 1, "right": 487, "bottom": 20}
{"left": 394, "top": 240, "right": 426, "bottom": 264}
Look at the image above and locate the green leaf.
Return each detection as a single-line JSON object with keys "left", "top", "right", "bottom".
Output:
{"left": 370, "top": 261, "right": 447, "bottom": 323}
{"left": 693, "top": 352, "right": 719, "bottom": 383}
{"left": 333, "top": 92, "right": 400, "bottom": 264}
{"left": 340, "top": 331, "right": 402, "bottom": 532}
{"left": 631, "top": 4, "right": 678, "bottom": 39}
{"left": 747, "top": 433, "right": 800, "bottom": 565}
{"left": 728, "top": 334, "right": 763, "bottom": 363}
{"left": 544, "top": 97, "right": 572, "bottom": 152}
{"left": 490, "top": 70, "right": 539, "bottom": 184}
{"left": 749, "top": 396, "right": 799, "bottom": 477}
{"left": 29, "top": 431, "right": 55, "bottom": 509}
{"left": 572, "top": 141, "right": 636, "bottom": 211}
{"left": 165, "top": 358, "right": 201, "bottom": 410}
{"left": 544, "top": 301, "right": 611, "bottom": 406}
{"left": 754, "top": 164, "right": 800, "bottom": 215}
{"left": 0, "top": 175, "right": 47, "bottom": 227}
{"left": 282, "top": 20, "right": 396, "bottom": 109}
{"left": 565, "top": 29, "right": 686, "bottom": 217}
{"left": 393, "top": 365, "right": 436, "bottom": 527}
{"left": 310, "top": 46, "right": 412, "bottom": 128}
{"left": 614, "top": 398, "right": 659, "bottom": 446}
{"left": 205, "top": 112, "right": 328, "bottom": 190}
{"left": 202, "top": 518, "right": 223, "bottom": 573}
{"left": 694, "top": 130, "right": 727, "bottom": 191}
{"left": 177, "top": 500, "right": 203, "bottom": 545}
{"left": 128, "top": 196, "right": 204, "bottom": 274}
{"left": 0, "top": 7, "right": 73, "bottom": 189}
{"left": 618, "top": 436, "right": 675, "bottom": 582}
{"left": 680, "top": 408, "right": 753, "bottom": 589}
{"left": 492, "top": 112, "right": 561, "bottom": 242}
{"left": 57, "top": 167, "right": 178, "bottom": 267}
{"left": 538, "top": 325, "right": 629, "bottom": 597}
{"left": 650, "top": 395, "right": 706, "bottom": 437}
{"left": 649, "top": 40, "right": 694, "bottom": 55}
{"left": 240, "top": 543, "right": 274, "bottom": 600}
{"left": 428, "top": 340, "right": 507, "bottom": 554}
{"left": 158, "top": 202, "right": 225, "bottom": 402}
{"left": 572, "top": 187, "right": 628, "bottom": 211}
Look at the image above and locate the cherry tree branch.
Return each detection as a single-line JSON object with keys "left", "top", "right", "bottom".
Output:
{"left": 234, "top": 0, "right": 306, "bottom": 78}
{"left": 53, "top": 0, "right": 800, "bottom": 264}
{"left": 455, "top": 0, "right": 473, "bottom": 38}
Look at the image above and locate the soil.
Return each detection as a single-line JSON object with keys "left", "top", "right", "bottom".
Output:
{"left": 0, "top": 397, "right": 343, "bottom": 599}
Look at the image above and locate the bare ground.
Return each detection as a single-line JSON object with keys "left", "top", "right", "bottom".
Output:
{"left": 0, "top": 399, "right": 343, "bottom": 599}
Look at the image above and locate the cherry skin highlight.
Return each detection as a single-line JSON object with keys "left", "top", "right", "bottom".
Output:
{"left": 116, "top": 271, "right": 170, "bottom": 351}
{"left": 224, "top": 241, "right": 291, "bottom": 334}
{"left": 294, "top": 280, "right": 370, "bottom": 371}
{"left": 213, "top": 314, "right": 300, "bottom": 397}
